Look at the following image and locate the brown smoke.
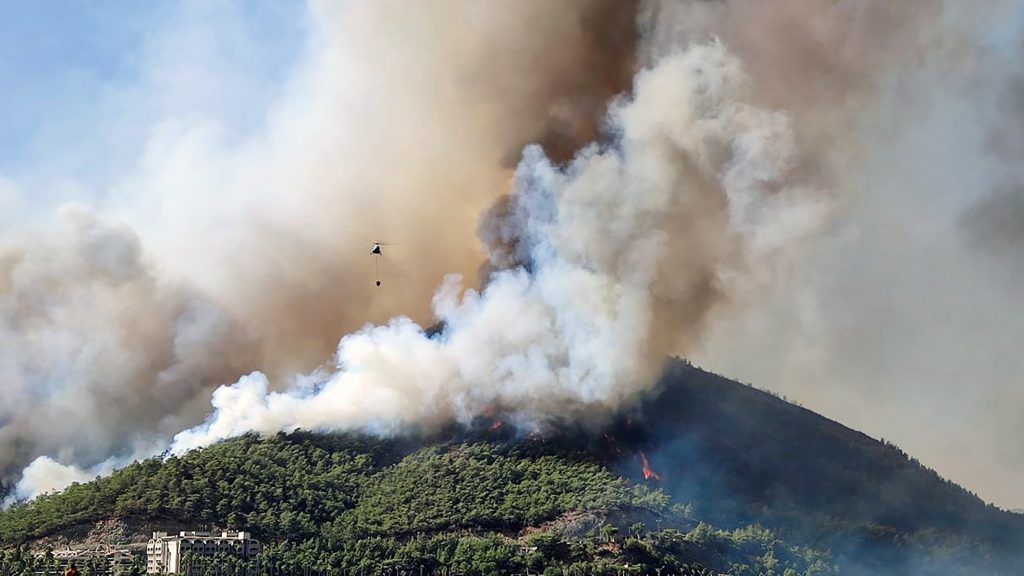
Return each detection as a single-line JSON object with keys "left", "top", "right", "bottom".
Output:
{"left": 187, "top": 0, "right": 643, "bottom": 378}
{"left": 0, "top": 206, "right": 257, "bottom": 478}
{"left": 9, "top": 0, "right": 1024, "bottom": 513}
{"left": 680, "top": 0, "right": 1024, "bottom": 509}
{"left": 173, "top": 41, "right": 832, "bottom": 454}
{"left": 639, "top": 0, "right": 971, "bottom": 201}
{"left": 0, "top": 1, "right": 643, "bottom": 488}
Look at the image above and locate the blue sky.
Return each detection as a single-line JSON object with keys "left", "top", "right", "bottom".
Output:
{"left": 0, "top": 1, "right": 156, "bottom": 166}
{"left": 0, "top": 1, "right": 307, "bottom": 216}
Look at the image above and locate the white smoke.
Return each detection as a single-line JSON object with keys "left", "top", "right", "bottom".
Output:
{"left": 0, "top": 205, "right": 252, "bottom": 484}
{"left": 685, "top": 0, "right": 1024, "bottom": 509}
{"left": 172, "top": 43, "right": 830, "bottom": 452}
{"left": 0, "top": 0, "right": 642, "bottom": 494}
{"left": 4, "top": 458, "right": 92, "bottom": 505}
{"left": 7, "top": 0, "right": 1023, "bottom": 512}
{"left": 1, "top": 455, "right": 138, "bottom": 506}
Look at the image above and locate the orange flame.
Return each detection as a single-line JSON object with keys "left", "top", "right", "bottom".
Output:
{"left": 639, "top": 452, "right": 661, "bottom": 481}
{"left": 489, "top": 420, "right": 504, "bottom": 432}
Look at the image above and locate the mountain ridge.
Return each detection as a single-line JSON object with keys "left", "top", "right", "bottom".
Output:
{"left": 2, "top": 360, "right": 1021, "bottom": 575}
{"left": 617, "top": 361, "right": 1024, "bottom": 574}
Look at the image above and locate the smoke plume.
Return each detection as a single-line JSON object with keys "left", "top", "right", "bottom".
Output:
{"left": 685, "top": 0, "right": 1024, "bottom": 510}
{"left": 0, "top": 205, "right": 253, "bottom": 480}
{"left": 3, "top": 0, "right": 1023, "bottom": 512}
{"left": 0, "top": 0, "right": 642, "bottom": 499}
{"left": 172, "top": 42, "right": 829, "bottom": 451}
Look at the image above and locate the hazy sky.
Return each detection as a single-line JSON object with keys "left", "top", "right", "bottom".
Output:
{"left": 0, "top": 0, "right": 305, "bottom": 219}
{"left": 0, "top": 1, "right": 1021, "bottom": 511}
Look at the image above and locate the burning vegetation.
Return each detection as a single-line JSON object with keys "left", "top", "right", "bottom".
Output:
{"left": 639, "top": 451, "right": 662, "bottom": 482}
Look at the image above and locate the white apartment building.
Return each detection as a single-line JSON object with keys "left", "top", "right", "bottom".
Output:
{"left": 146, "top": 531, "right": 261, "bottom": 574}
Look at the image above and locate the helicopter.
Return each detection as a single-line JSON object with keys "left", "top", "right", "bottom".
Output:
{"left": 369, "top": 241, "right": 394, "bottom": 286}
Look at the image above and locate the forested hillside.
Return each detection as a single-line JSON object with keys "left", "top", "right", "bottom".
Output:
{"left": 0, "top": 433, "right": 829, "bottom": 575}
{"left": 619, "top": 362, "right": 1024, "bottom": 575}
{"left": 2, "top": 361, "right": 1023, "bottom": 575}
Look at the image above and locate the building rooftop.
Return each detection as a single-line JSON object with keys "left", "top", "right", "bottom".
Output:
{"left": 150, "top": 530, "right": 255, "bottom": 541}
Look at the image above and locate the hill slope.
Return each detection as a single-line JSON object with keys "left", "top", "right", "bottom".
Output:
{"left": 0, "top": 433, "right": 827, "bottom": 575}
{"left": 615, "top": 361, "right": 1024, "bottom": 574}
{"left": 2, "top": 360, "right": 1021, "bottom": 575}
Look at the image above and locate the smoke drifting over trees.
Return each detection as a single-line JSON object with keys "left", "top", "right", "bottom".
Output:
{"left": 1, "top": 0, "right": 1022, "bottom": 510}
{"left": 172, "top": 42, "right": 830, "bottom": 453}
{"left": 0, "top": 0, "right": 648, "bottom": 498}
